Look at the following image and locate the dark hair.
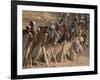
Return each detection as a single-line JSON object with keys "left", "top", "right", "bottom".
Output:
{"left": 29, "top": 21, "right": 34, "bottom": 27}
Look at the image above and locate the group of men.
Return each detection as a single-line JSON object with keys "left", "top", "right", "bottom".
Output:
{"left": 22, "top": 14, "right": 89, "bottom": 68}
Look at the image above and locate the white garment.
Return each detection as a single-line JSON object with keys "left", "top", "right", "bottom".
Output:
{"left": 74, "top": 40, "right": 82, "bottom": 52}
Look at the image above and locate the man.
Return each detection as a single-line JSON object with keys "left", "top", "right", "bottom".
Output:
{"left": 23, "top": 24, "right": 31, "bottom": 67}
{"left": 73, "top": 37, "right": 83, "bottom": 55}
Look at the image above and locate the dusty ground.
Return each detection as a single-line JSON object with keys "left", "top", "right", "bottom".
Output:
{"left": 24, "top": 43, "right": 89, "bottom": 69}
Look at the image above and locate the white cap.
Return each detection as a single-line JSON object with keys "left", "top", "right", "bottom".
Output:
{"left": 24, "top": 24, "right": 31, "bottom": 29}
{"left": 50, "top": 25, "right": 55, "bottom": 29}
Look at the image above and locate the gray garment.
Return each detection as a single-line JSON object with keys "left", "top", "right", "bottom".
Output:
{"left": 74, "top": 40, "right": 82, "bottom": 53}
{"left": 23, "top": 33, "right": 31, "bottom": 62}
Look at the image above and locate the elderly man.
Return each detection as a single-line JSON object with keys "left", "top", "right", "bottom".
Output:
{"left": 48, "top": 24, "right": 61, "bottom": 45}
